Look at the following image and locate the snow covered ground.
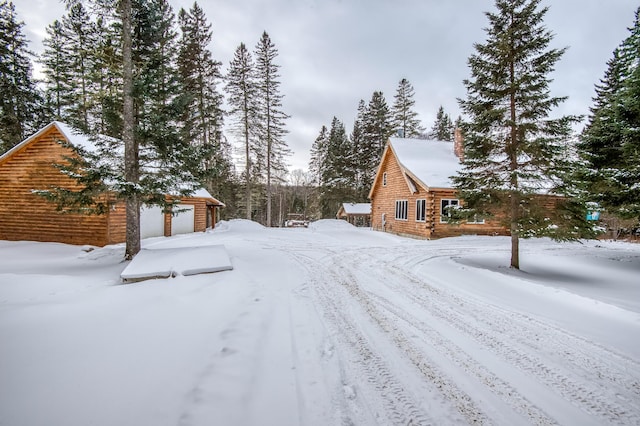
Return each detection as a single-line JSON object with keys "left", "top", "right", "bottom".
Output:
{"left": 1, "top": 219, "right": 639, "bottom": 426}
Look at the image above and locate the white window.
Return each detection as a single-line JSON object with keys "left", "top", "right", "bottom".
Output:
{"left": 395, "top": 200, "right": 408, "bottom": 220}
{"left": 382, "top": 172, "right": 387, "bottom": 186}
{"left": 440, "top": 199, "right": 459, "bottom": 223}
{"left": 416, "top": 199, "right": 426, "bottom": 222}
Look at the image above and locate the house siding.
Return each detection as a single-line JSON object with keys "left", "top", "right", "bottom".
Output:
{"left": 0, "top": 126, "right": 111, "bottom": 246}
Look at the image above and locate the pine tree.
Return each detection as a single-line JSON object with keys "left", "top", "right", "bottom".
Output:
{"left": 430, "top": 105, "right": 454, "bottom": 141}
{"left": 51, "top": 0, "right": 208, "bottom": 259}
{"left": 40, "top": 19, "right": 75, "bottom": 121}
{"left": 254, "top": 31, "right": 290, "bottom": 226}
{"left": 91, "top": 16, "right": 123, "bottom": 136}
{"left": 391, "top": 78, "right": 423, "bottom": 138}
{"left": 360, "top": 91, "right": 392, "bottom": 192}
{"left": 61, "top": 2, "right": 97, "bottom": 131}
{"left": 580, "top": 8, "right": 640, "bottom": 222}
{"left": 177, "top": 2, "right": 231, "bottom": 203}
{"left": 320, "top": 117, "right": 356, "bottom": 217}
{"left": 0, "top": 0, "right": 45, "bottom": 153}
{"left": 351, "top": 99, "right": 369, "bottom": 199}
{"left": 455, "top": 0, "right": 586, "bottom": 269}
{"left": 226, "top": 42, "right": 258, "bottom": 220}
{"left": 309, "top": 125, "right": 329, "bottom": 186}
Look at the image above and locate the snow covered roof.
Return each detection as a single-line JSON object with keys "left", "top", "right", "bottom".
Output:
{"left": 341, "top": 203, "right": 371, "bottom": 215}
{"left": 388, "top": 137, "right": 462, "bottom": 190}
{"left": 53, "top": 121, "right": 101, "bottom": 153}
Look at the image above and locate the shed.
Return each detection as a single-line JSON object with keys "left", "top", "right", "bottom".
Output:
{"left": 336, "top": 203, "right": 371, "bottom": 227}
{"left": 0, "top": 121, "right": 224, "bottom": 247}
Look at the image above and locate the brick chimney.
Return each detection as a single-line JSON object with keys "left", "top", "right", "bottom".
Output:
{"left": 453, "top": 127, "right": 464, "bottom": 161}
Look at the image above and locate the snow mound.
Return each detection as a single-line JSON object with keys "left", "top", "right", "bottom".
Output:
{"left": 213, "top": 219, "right": 265, "bottom": 233}
{"left": 308, "top": 219, "right": 355, "bottom": 231}
{"left": 120, "top": 245, "right": 233, "bottom": 282}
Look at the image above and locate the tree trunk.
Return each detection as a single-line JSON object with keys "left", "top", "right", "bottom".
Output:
{"left": 244, "top": 97, "right": 251, "bottom": 220}
{"left": 508, "top": 19, "right": 519, "bottom": 270}
{"left": 122, "top": 0, "right": 140, "bottom": 260}
{"left": 510, "top": 194, "right": 520, "bottom": 269}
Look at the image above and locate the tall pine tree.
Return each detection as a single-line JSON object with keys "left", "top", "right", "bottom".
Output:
{"left": 61, "top": 2, "right": 97, "bottom": 131}
{"left": 455, "top": 0, "right": 587, "bottom": 269}
{"left": 0, "top": 0, "right": 45, "bottom": 153}
{"left": 391, "top": 78, "right": 423, "bottom": 138}
{"left": 350, "top": 99, "right": 368, "bottom": 200}
{"left": 309, "top": 125, "right": 328, "bottom": 187}
{"left": 319, "top": 117, "right": 356, "bottom": 217}
{"left": 40, "top": 19, "right": 75, "bottom": 121}
{"left": 178, "top": 2, "right": 231, "bottom": 207}
{"left": 254, "top": 31, "right": 290, "bottom": 226}
{"left": 359, "top": 91, "right": 392, "bottom": 193}
{"left": 226, "top": 42, "right": 258, "bottom": 220}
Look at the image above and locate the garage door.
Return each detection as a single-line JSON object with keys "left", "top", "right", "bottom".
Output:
{"left": 171, "top": 204, "right": 195, "bottom": 235}
{"left": 140, "top": 205, "right": 165, "bottom": 239}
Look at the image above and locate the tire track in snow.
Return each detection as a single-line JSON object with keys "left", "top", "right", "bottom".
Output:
{"left": 328, "top": 251, "right": 559, "bottom": 425}
{"left": 290, "top": 250, "right": 488, "bottom": 425}
{"left": 351, "top": 250, "right": 640, "bottom": 426}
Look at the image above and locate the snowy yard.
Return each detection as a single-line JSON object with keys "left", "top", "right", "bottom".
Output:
{"left": 1, "top": 219, "right": 639, "bottom": 426}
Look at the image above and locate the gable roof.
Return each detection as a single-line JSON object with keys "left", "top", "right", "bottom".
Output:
{"left": 340, "top": 203, "right": 371, "bottom": 215}
{"left": 369, "top": 137, "right": 461, "bottom": 198}
{"left": 1, "top": 122, "right": 74, "bottom": 164}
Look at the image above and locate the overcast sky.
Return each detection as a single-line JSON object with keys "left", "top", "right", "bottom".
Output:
{"left": 14, "top": 0, "right": 639, "bottom": 172}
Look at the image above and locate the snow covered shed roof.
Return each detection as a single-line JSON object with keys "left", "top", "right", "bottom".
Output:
{"left": 341, "top": 203, "right": 371, "bottom": 215}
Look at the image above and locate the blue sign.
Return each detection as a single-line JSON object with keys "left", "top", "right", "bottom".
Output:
{"left": 586, "top": 211, "right": 600, "bottom": 221}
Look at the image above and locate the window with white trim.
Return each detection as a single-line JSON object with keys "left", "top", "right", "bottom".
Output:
{"left": 395, "top": 200, "right": 408, "bottom": 220}
{"left": 416, "top": 199, "right": 426, "bottom": 222}
{"left": 382, "top": 172, "right": 387, "bottom": 186}
{"left": 440, "top": 199, "right": 459, "bottom": 223}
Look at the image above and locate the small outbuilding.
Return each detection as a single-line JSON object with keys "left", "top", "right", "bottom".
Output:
{"left": 336, "top": 202, "right": 371, "bottom": 227}
{"left": 0, "top": 121, "right": 224, "bottom": 247}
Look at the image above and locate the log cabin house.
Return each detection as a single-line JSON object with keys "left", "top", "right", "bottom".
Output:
{"left": 368, "top": 134, "right": 508, "bottom": 239}
{"left": 0, "top": 121, "right": 224, "bottom": 247}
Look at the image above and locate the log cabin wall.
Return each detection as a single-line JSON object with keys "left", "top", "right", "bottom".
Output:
{"left": 0, "top": 126, "right": 110, "bottom": 246}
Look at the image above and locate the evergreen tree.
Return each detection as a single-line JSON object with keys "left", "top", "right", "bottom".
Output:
{"left": 0, "top": 0, "right": 45, "bottom": 153}
{"left": 391, "top": 78, "right": 423, "bottom": 138}
{"left": 351, "top": 99, "right": 369, "bottom": 199}
{"left": 254, "top": 31, "right": 290, "bottom": 226}
{"left": 360, "top": 91, "right": 392, "bottom": 192}
{"left": 455, "top": 0, "right": 587, "bottom": 269}
{"left": 430, "top": 106, "right": 454, "bottom": 141}
{"left": 225, "top": 42, "right": 258, "bottom": 220}
{"left": 309, "top": 125, "right": 329, "bottom": 186}
{"left": 86, "top": 14, "right": 123, "bottom": 137}
{"left": 51, "top": 0, "right": 208, "bottom": 259}
{"left": 580, "top": 8, "right": 640, "bottom": 222}
{"left": 177, "top": 2, "right": 231, "bottom": 203}
{"left": 320, "top": 117, "right": 356, "bottom": 217}
{"left": 61, "top": 2, "right": 97, "bottom": 131}
{"left": 40, "top": 19, "right": 74, "bottom": 121}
